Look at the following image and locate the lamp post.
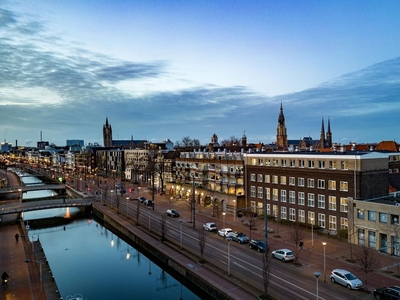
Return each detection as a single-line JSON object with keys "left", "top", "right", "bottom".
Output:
{"left": 322, "top": 242, "right": 327, "bottom": 282}
{"left": 25, "top": 259, "right": 44, "bottom": 293}
{"left": 227, "top": 238, "right": 231, "bottom": 276}
{"left": 310, "top": 217, "right": 314, "bottom": 247}
{"left": 191, "top": 173, "right": 196, "bottom": 228}
{"left": 313, "top": 271, "right": 321, "bottom": 300}
{"left": 126, "top": 197, "right": 129, "bottom": 218}
{"left": 148, "top": 207, "right": 151, "bottom": 232}
{"left": 179, "top": 219, "right": 183, "bottom": 249}
{"left": 233, "top": 199, "right": 236, "bottom": 222}
{"left": 223, "top": 212, "right": 226, "bottom": 228}
{"left": 138, "top": 186, "right": 141, "bottom": 199}
{"left": 110, "top": 189, "right": 114, "bottom": 208}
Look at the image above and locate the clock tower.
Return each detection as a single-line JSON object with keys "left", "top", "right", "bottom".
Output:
{"left": 103, "top": 117, "right": 113, "bottom": 147}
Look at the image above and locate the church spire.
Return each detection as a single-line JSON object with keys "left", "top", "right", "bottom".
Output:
{"left": 326, "top": 117, "right": 332, "bottom": 147}
{"left": 276, "top": 102, "right": 288, "bottom": 150}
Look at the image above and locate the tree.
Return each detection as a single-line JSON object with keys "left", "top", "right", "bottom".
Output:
{"left": 288, "top": 222, "right": 305, "bottom": 265}
{"left": 198, "top": 229, "right": 206, "bottom": 263}
{"left": 355, "top": 245, "right": 379, "bottom": 289}
{"left": 220, "top": 136, "right": 241, "bottom": 147}
{"left": 245, "top": 216, "right": 260, "bottom": 240}
{"left": 175, "top": 136, "right": 201, "bottom": 149}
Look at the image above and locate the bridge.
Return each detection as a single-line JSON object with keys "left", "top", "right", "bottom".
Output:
{"left": 0, "top": 198, "right": 94, "bottom": 216}
{"left": 0, "top": 183, "right": 66, "bottom": 194}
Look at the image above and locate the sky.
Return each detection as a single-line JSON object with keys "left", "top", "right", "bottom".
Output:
{"left": 1, "top": 0, "right": 400, "bottom": 147}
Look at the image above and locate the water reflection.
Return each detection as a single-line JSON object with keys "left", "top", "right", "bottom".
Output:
{"left": 27, "top": 218, "right": 200, "bottom": 300}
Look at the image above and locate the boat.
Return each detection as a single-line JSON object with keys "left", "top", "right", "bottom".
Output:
{"left": 65, "top": 294, "right": 84, "bottom": 300}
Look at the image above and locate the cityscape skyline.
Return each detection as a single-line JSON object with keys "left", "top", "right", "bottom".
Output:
{"left": 1, "top": 1, "right": 400, "bottom": 147}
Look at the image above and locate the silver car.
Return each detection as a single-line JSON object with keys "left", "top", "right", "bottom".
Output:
{"left": 271, "top": 249, "right": 295, "bottom": 262}
{"left": 330, "top": 269, "right": 363, "bottom": 290}
{"left": 218, "top": 228, "right": 233, "bottom": 238}
{"left": 203, "top": 222, "right": 217, "bottom": 232}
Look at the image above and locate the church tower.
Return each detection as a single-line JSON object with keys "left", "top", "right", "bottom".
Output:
{"left": 320, "top": 117, "right": 326, "bottom": 148}
{"left": 326, "top": 117, "right": 332, "bottom": 147}
{"left": 276, "top": 103, "right": 288, "bottom": 150}
{"left": 241, "top": 131, "right": 247, "bottom": 148}
{"left": 103, "top": 117, "right": 113, "bottom": 147}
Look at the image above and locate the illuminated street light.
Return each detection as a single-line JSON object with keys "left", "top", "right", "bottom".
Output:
{"left": 322, "top": 242, "right": 327, "bottom": 282}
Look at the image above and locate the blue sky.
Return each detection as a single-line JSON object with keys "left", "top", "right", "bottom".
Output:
{"left": 1, "top": 0, "right": 400, "bottom": 147}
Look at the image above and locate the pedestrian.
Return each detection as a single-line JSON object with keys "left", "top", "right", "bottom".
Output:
{"left": 15, "top": 233, "right": 19, "bottom": 242}
{"left": 63, "top": 196, "right": 66, "bottom": 204}
{"left": 299, "top": 240, "right": 303, "bottom": 251}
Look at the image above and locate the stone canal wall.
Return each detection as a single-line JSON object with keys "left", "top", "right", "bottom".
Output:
{"left": 92, "top": 204, "right": 244, "bottom": 300}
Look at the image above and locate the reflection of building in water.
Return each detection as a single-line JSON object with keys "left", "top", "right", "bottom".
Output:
{"left": 64, "top": 207, "right": 71, "bottom": 218}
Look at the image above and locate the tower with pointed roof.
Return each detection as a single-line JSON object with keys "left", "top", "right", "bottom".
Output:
{"left": 103, "top": 117, "right": 113, "bottom": 147}
{"left": 326, "top": 118, "right": 332, "bottom": 147}
{"left": 276, "top": 103, "right": 288, "bottom": 150}
{"left": 320, "top": 117, "right": 326, "bottom": 148}
{"left": 241, "top": 131, "right": 247, "bottom": 148}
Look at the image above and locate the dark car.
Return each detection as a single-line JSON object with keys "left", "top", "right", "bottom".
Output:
{"left": 144, "top": 199, "right": 153, "bottom": 206}
{"left": 373, "top": 286, "right": 400, "bottom": 300}
{"left": 138, "top": 196, "right": 147, "bottom": 203}
{"left": 249, "top": 239, "right": 267, "bottom": 252}
{"left": 166, "top": 209, "right": 180, "bottom": 217}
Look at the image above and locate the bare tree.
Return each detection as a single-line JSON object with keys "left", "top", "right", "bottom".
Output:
{"left": 355, "top": 245, "right": 379, "bottom": 288}
{"left": 220, "top": 136, "right": 241, "bottom": 147}
{"left": 160, "top": 214, "right": 167, "bottom": 241}
{"left": 261, "top": 248, "right": 272, "bottom": 300}
{"left": 246, "top": 216, "right": 260, "bottom": 240}
{"left": 288, "top": 223, "right": 305, "bottom": 265}
{"left": 198, "top": 229, "right": 207, "bottom": 263}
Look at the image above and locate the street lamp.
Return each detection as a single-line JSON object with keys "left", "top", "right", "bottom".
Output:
{"left": 126, "top": 197, "right": 129, "bottom": 218}
{"left": 148, "top": 207, "right": 151, "bottom": 232}
{"left": 179, "top": 219, "right": 183, "bottom": 249}
{"left": 222, "top": 212, "right": 226, "bottom": 228}
{"left": 310, "top": 217, "right": 314, "bottom": 247}
{"left": 322, "top": 242, "right": 327, "bottom": 282}
{"left": 138, "top": 186, "right": 141, "bottom": 198}
{"left": 233, "top": 199, "right": 236, "bottom": 221}
{"left": 191, "top": 173, "right": 196, "bottom": 228}
{"left": 25, "top": 259, "right": 44, "bottom": 293}
{"left": 110, "top": 189, "right": 114, "bottom": 208}
{"left": 313, "top": 271, "right": 321, "bottom": 300}
{"left": 227, "top": 238, "right": 231, "bottom": 276}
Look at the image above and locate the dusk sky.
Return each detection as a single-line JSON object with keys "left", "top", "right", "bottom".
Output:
{"left": 1, "top": 0, "right": 400, "bottom": 147}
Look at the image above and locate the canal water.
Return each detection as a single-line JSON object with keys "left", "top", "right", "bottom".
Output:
{"left": 20, "top": 172, "right": 201, "bottom": 300}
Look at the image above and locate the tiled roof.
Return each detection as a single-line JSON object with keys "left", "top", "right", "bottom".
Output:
{"left": 375, "top": 140, "right": 399, "bottom": 152}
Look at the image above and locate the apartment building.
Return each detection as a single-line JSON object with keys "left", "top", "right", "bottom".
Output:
{"left": 350, "top": 195, "right": 400, "bottom": 256}
{"left": 245, "top": 150, "right": 389, "bottom": 234}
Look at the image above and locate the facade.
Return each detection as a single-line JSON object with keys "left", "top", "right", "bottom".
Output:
{"left": 245, "top": 151, "right": 390, "bottom": 234}
{"left": 350, "top": 195, "right": 400, "bottom": 256}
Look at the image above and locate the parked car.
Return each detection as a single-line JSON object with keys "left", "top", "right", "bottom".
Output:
{"left": 165, "top": 209, "right": 179, "bottom": 217}
{"left": 271, "top": 249, "right": 295, "bottom": 262}
{"left": 143, "top": 199, "right": 153, "bottom": 206}
{"left": 218, "top": 228, "right": 233, "bottom": 238}
{"left": 373, "top": 286, "right": 400, "bottom": 299}
{"left": 330, "top": 269, "right": 363, "bottom": 290}
{"left": 138, "top": 196, "right": 147, "bottom": 203}
{"left": 229, "top": 232, "right": 249, "bottom": 244}
{"left": 203, "top": 222, "right": 217, "bottom": 232}
{"left": 249, "top": 239, "right": 267, "bottom": 252}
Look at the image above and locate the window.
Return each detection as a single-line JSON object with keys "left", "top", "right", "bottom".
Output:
{"left": 379, "top": 213, "right": 387, "bottom": 223}
{"left": 265, "top": 188, "right": 270, "bottom": 200}
{"left": 281, "top": 190, "right": 287, "bottom": 202}
{"left": 340, "top": 161, "right": 348, "bottom": 170}
{"left": 257, "top": 187, "right": 263, "bottom": 199}
{"left": 289, "top": 177, "right": 295, "bottom": 186}
{"left": 329, "top": 215, "right": 337, "bottom": 231}
{"left": 265, "top": 175, "right": 270, "bottom": 183}
{"left": 250, "top": 158, "right": 257, "bottom": 166}
{"left": 369, "top": 231, "right": 376, "bottom": 248}
{"left": 317, "top": 179, "right": 325, "bottom": 189}
{"left": 340, "top": 217, "right": 348, "bottom": 230}
{"left": 318, "top": 160, "right": 325, "bottom": 169}
{"left": 298, "top": 210, "right": 305, "bottom": 223}
{"left": 290, "top": 159, "right": 296, "bottom": 167}
{"left": 391, "top": 214, "right": 399, "bottom": 225}
{"left": 340, "top": 181, "right": 348, "bottom": 192}
{"left": 281, "top": 159, "right": 287, "bottom": 167}
{"left": 272, "top": 205, "right": 278, "bottom": 217}
{"left": 329, "top": 196, "right": 336, "bottom": 211}
{"left": 358, "top": 229, "right": 365, "bottom": 245}
{"left": 308, "top": 193, "right": 315, "bottom": 207}
{"left": 318, "top": 213, "right": 325, "bottom": 228}
{"left": 272, "top": 175, "right": 278, "bottom": 184}
{"left": 267, "top": 204, "right": 270, "bottom": 215}
{"left": 340, "top": 197, "right": 348, "bottom": 212}
{"left": 307, "top": 178, "right": 314, "bottom": 188}
{"left": 281, "top": 206, "right": 287, "bottom": 219}
{"left": 250, "top": 173, "right": 256, "bottom": 181}
{"left": 329, "top": 160, "right": 336, "bottom": 170}
{"left": 318, "top": 194, "right": 325, "bottom": 209}
{"left": 289, "top": 191, "right": 295, "bottom": 204}
{"left": 280, "top": 176, "right": 287, "bottom": 185}
{"left": 298, "top": 192, "right": 305, "bottom": 205}
{"left": 250, "top": 186, "right": 256, "bottom": 197}
{"left": 289, "top": 208, "right": 296, "bottom": 221}
{"left": 258, "top": 158, "right": 263, "bottom": 166}
{"left": 358, "top": 209, "right": 365, "bottom": 219}
{"left": 299, "top": 159, "right": 305, "bottom": 168}
{"left": 298, "top": 178, "right": 305, "bottom": 187}
{"left": 257, "top": 174, "right": 263, "bottom": 182}
{"left": 328, "top": 180, "right": 336, "bottom": 190}
{"left": 266, "top": 159, "right": 271, "bottom": 166}
{"left": 273, "top": 159, "right": 279, "bottom": 166}
{"left": 368, "top": 211, "right": 376, "bottom": 221}
{"left": 308, "top": 211, "right": 315, "bottom": 225}
{"left": 272, "top": 189, "right": 278, "bottom": 201}
{"left": 308, "top": 160, "right": 315, "bottom": 168}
